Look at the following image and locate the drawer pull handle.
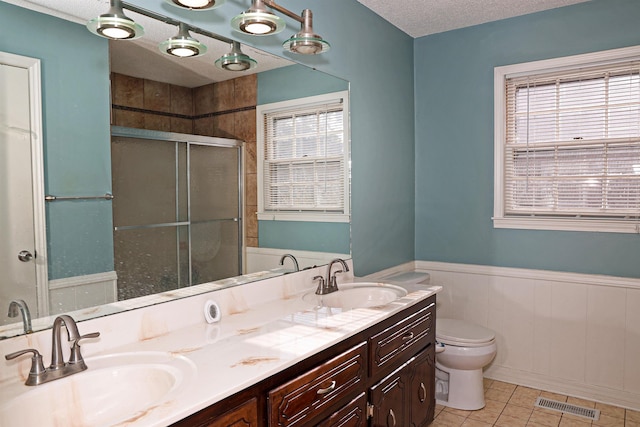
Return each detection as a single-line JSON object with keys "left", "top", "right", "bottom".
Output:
{"left": 317, "top": 380, "right": 336, "bottom": 395}
{"left": 387, "top": 409, "right": 396, "bottom": 427}
{"left": 402, "top": 331, "right": 414, "bottom": 341}
{"left": 419, "top": 382, "right": 427, "bottom": 402}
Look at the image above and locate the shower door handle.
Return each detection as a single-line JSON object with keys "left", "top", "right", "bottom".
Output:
{"left": 18, "top": 250, "right": 33, "bottom": 262}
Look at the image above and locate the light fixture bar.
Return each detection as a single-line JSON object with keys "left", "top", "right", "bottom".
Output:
{"left": 121, "top": 1, "right": 234, "bottom": 45}
{"left": 262, "top": 0, "right": 303, "bottom": 23}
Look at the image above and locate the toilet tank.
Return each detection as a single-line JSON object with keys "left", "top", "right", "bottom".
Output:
{"left": 381, "top": 271, "right": 430, "bottom": 285}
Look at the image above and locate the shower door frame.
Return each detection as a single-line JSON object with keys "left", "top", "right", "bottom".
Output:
{"left": 111, "top": 126, "right": 243, "bottom": 288}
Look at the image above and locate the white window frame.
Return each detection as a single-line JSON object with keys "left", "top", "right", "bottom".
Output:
{"left": 494, "top": 45, "right": 640, "bottom": 233}
{"left": 256, "top": 90, "right": 350, "bottom": 223}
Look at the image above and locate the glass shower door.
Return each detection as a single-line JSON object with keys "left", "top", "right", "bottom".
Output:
{"left": 189, "top": 143, "right": 241, "bottom": 284}
{"left": 111, "top": 129, "right": 242, "bottom": 301}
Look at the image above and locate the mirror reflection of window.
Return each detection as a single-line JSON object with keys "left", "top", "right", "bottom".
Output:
{"left": 258, "top": 91, "right": 350, "bottom": 223}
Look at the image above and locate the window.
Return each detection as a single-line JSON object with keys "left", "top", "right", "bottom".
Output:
{"left": 494, "top": 46, "right": 640, "bottom": 233}
{"left": 257, "top": 91, "right": 350, "bottom": 222}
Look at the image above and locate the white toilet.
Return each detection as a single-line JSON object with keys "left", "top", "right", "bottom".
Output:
{"left": 435, "top": 318, "right": 497, "bottom": 410}
{"left": 380, "top": 270, "right": 497, "bottom": 411}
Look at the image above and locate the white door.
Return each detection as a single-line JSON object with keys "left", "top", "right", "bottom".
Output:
{"left": 0, "top": 52, "right": 47, "bottom": 326}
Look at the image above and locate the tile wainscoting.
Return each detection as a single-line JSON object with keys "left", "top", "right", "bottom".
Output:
{"left": 368, "top": 261, "right": 640, "bottom": 411}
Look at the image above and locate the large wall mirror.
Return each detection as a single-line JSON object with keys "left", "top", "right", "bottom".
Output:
{"left": 0, "top": 0, "right": 350, "bottom": 339}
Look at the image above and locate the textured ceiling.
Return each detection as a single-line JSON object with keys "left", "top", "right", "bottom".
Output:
{"left": 5, "top": 0, "right": 292, "bottom": 87}
{"left": 357, "top": 0, "right": 590, "bottom": 38}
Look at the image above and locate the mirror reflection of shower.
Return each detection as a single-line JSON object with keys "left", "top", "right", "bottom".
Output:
{"left": 111, "top": 128, "right": 242, "bottom": 300}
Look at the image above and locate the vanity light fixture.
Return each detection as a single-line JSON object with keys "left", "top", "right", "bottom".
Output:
{"left": 165, "top": 0, "right": 225, "bottom": 10}
{"left": 231, "top": 0, "right": 285, "bottom": 35}
{"left": 86, "top": 0, "right": 144, "bottom": 40}
{"left": 160, "top": 23, "right": 207, "bottom": 57}
{"left": 215, "top": 41, "right": 257, "bottom": 71}
{"left": 282, "top": 9, "right": 329, "bottom": 55}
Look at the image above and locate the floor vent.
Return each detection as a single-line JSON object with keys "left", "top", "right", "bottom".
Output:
{"left": 534, "top": 397, "right": 600, "bottom": 421}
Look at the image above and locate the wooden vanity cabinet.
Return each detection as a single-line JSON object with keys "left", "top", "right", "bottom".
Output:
{"left": 170, "top": 295, "right": 436, "bottom": 427}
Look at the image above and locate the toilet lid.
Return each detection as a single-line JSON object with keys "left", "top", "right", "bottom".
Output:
{"left": 436, "top": 318, "right": 495, "bottom": 347}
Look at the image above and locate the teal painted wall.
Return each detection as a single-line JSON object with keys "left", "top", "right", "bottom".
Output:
{"left": 259, "top": 221, "right": 351, "bottom": 254}
{"left": 257, "top": 64, "right": 349, "bottom": 105}
{"left": 10, "top": 0, "right": 638, "bottom": 281}
{"left": 414, "top": 0, "right": 640, "bottom": 278}
{"left": 257, "top": 64, "right": 350, "bottom": 254}
{"left": 0, "top": 2, "right": 114, "bottom": 279}
{"left": 130, "top": 0, "right": 416, "bottom": 275}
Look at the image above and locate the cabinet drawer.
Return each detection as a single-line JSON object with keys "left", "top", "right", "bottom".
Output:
{"left": 369, "top": 300, "right": 435, "bottom": 378}
{"left": 316, "top": 392, "right": 367, "bottom": 427}
{"left": 269, "top": 342, "right": 367, "bottom": 427}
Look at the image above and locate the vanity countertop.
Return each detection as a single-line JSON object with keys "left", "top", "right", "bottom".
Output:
{"left": 0, "top": 273, "right": 441, "bottom": 427}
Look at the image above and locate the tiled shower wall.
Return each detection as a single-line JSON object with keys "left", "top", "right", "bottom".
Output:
{"left": 414, "top": 261, "right": 640, "bottom": 411}
{"left": 110, "top": 73, "right": 258, "bottom": 247}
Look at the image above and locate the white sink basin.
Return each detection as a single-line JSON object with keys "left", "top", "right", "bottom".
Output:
{"left": 0, "top": 351, "right": 196, "bottom": 427}
{"left": 303, "top": 282, "right": 408, "bottom": 310}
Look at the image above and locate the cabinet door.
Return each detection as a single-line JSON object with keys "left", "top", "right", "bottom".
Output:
{"left": 407, "top": 346, "right": 435, "bottom": 427}
{"left": 316, "top": 392, "right": 367, "bottom": 427}
{"left": 203, "top": 397, "right": 258, "bottom": 427}
{"left": 369, "top": 364, "right": 406, "bottom": 427}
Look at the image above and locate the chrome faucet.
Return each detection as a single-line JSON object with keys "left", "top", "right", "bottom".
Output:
{"left": 315, "top": 258, "right": 349, "bottom": 295}
{"left": 4, "top": 315, "right": 99, "bottom": 386}
{"left": 279, "top": 253, "right": 299, "bottom": 272}
{"left": 50, "top": 315, "right": 81, "bottom": 370}
{"left": 8, "top": 299, "right": 33, "bottom": 334}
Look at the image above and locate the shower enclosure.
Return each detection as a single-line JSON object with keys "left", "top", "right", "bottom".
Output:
{"left": 111, "top": 127, "right": 242, "bottom": 300}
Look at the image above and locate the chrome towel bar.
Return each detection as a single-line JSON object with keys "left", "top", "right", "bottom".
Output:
{"left": 45, "top": 193, "right": 114, "bottom": 201}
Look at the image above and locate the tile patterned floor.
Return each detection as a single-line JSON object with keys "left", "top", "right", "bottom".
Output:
{"left": 431, "top": 379, "right": 640, "bottom": 427}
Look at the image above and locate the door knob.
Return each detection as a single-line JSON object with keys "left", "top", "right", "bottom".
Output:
{"left": 18, "top": 251, "right": 33, "bottom": 262}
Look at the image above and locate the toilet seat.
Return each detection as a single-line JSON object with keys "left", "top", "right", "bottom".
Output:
{"left": 436, "top": 318, "right": 495, "bottom": 348}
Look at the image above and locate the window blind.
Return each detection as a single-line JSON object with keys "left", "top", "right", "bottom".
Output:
{"left": 504, "top": 61, "right": 640, "bottom": 218}
{"left": 262, "top": 100, "right": 345, "bottom": 213}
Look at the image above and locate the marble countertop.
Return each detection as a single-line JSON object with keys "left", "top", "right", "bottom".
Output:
{"left": 0, "top": 275, "right": 440, "bottom": 427}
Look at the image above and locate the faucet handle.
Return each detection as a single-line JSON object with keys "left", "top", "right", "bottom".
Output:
{"left": 329, "top": 269, "right": 345, "bottom": 289}
{"left": 314, "top": 275, "right": 326, "bottom": 295}
{"left": 75, "top": 332, "right": 100, "bottom": 342}
{"left": 5, "top": 349, "right": 46, "bottom": 384}
{"left": 68, "top": 332, "right": 100, "bottom": 365}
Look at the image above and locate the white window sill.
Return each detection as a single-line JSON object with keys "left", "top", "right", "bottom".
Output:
{"left": 493, "top": 216, "right": 640, "bottom": 234}
{"left": 257, "top": 212, "right": 350, "bottom": 223}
